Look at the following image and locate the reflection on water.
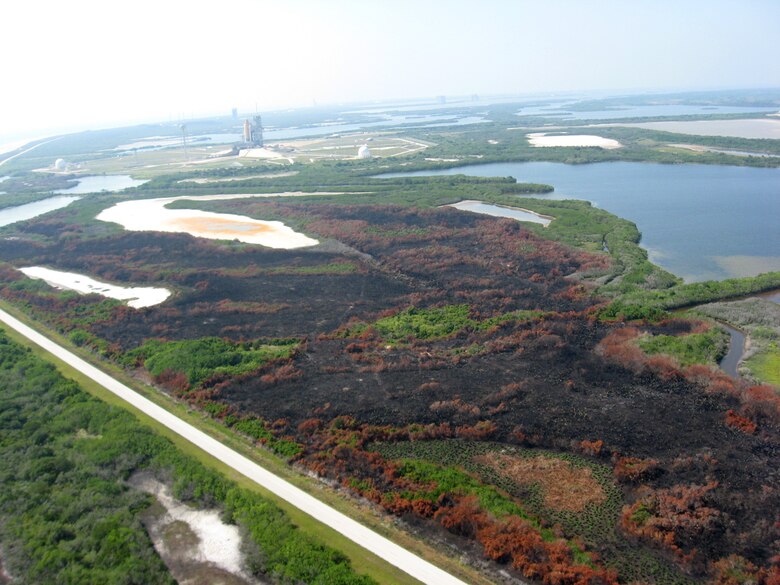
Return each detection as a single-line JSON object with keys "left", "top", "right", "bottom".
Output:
{"left": 54, "top": 174, "right": 147, "bottom": 194}
{"left": 718, "top": 323, "right": 746, "bottom": 378}
{"left": 0, "top": 195, "right": 80, "bottom": 227}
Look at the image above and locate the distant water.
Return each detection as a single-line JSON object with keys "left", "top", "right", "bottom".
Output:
{"left": 55, "top": 175, "right": 147, "bottom": 194}
{"left": 263, "top": 113, "right": 486, "bottom": 140}
{"left": 516, "top": 104, "right": 778, "bottom": 120}
{"left": 378, "top": 162, "right": 780, "bottom": 282}
{"left": 0, "top": 196, "right": 80, "bottom": 227}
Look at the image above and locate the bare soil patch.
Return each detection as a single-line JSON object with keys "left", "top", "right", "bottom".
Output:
{"left": 474, "top": 452, "right": 606, "bottom": 512}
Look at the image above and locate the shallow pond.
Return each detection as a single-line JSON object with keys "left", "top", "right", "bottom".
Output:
{"left": 19, "top": 266, "right": 170, "bottom": 308}
{"left": 446, "top": 200, "right": 552, "bottom": 226}
{"left": 96, "top": 192, "right": 333, "bottom": 249}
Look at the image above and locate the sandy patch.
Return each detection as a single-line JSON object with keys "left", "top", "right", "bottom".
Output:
{"left": 97, "top": 192, "right": 351, "bottom": 249}
{"left": 527, "top": 132, "right": 622, "bottom": 149}
{"left": 474, "top": 452, "right": 606, "bottom": 512}
{"left": 19, "top": 266, "right": 170, "bottom": 308}
{"left": 129, "top": 473, "right": 262, "bottom": 585}
{"left": 712, "top": 255, "right": 780, "bottom": 278}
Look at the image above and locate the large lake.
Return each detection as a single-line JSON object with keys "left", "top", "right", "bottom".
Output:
{"left": 378, "top": 162, "right": 780, "bottom": 282}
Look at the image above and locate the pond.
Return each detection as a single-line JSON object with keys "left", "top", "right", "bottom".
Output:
{"left": 96, "top": 192, "right": 333, "bottom": 249}
{"left": 445, "top": 200, "right": 552, "bottom": 226}
{"left": 378, "top": 161, "right": 780, "bottom": 282}
{"left": 54, "top": 174, "right": 147, "bottom": 194}
{"left": 19, "top": 266, "right": 171, "bottom": 309}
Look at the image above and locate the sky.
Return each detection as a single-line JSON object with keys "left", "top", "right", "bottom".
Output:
{"left": 2, "top": 0, "right": 779, "bottom": 141}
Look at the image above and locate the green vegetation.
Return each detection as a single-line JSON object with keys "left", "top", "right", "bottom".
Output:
{"left": 269, "top": 262, "right": 359, "bottom": 274}
{"left": 638, "top": 327, "right": 729, "bottom": 366}
{"left": 375, "top": 440, "right": 692, "bottom": 585}
{"left": 123, "top": 337, "right": 298, "bottom": 387}
{"left": 390, "top": 457, "right": 592, "bottom": 565}
{"left": 744, "top": 346, "right": 780, "bottom": 386}
{"left": 346, "top": 305, "right": 546, "bottom": 343}
{"left": 601, "top": 272, "right": 780, "bottom": 321}
{"left": 231, "top": 416, "right": 303, "bottom": 459}
{"left": 692, "top": 297, "right": 780, "bottom": 386}
{"left": 0, "top": 330, "right": 373, "bottom": 584}
{"left": 396, "top": 458, "right": 534, "bottom": 522}
{"left": 375, "top": 305, "right": 473, "bottom": 341}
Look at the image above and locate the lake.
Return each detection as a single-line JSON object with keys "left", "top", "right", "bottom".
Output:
{"left": 378, "top": 162, "right": 780, "bottom": 282}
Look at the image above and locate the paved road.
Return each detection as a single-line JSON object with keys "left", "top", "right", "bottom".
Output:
{"left": 0, "top": 137, "right": 61, "bottom": 167}
{"left": 0, "top": 308, "right": 468, "bottom": 585}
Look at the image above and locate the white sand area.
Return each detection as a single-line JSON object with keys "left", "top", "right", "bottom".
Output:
{"left": 96, "top": 192, "right": 351, "bottom": 249}
{"left": 130, "top": 474, "right": 253, "bottom": 581}
{"left": 527, "top": 132, "right": 622, "bottom": 149}
{"left": 19, "top": 266, "right": 170, "bottom": 308}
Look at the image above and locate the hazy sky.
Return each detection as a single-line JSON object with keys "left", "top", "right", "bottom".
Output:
{"left": 2, "top": 0, "right": 778, "bottom": 140}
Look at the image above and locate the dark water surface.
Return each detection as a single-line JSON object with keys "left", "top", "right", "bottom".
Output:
{"left": 379, "top": 162, "right": 780, "bottom": 282}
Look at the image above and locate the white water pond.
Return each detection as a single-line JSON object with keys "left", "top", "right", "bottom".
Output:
{"left": 446, "top": 200, "right": 552, "bottom": 226}
{"left": 96, "top": 192, "right": 342, "bottom": 249}
{"left": 19, "top": 266, "right": 170, "bottom": 308}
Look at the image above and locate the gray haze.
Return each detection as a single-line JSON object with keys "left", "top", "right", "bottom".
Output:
{"left": 2, "top": 0, "right": 778, "bottom": 140}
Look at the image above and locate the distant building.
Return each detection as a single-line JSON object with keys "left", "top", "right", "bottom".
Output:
{"left": 232, "top": 107, "right": 238, "bottom": 120}
{"left": 357, "top": 145, "right": 371, "bottom": 159}
{"left": 53, "top": 158, "right": 66, "bottom": 171}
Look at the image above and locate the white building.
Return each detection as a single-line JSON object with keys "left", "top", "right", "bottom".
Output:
{"left": 357, "top": 145, "right": 371, "bottom": 159}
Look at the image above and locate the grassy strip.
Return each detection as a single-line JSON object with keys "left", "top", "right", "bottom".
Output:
{"left": 341, "top": 305, "right": 547, "bottom": 343}
{"left": 744, "top": 347, "right": 780, "bottom": 386}
{"left": 0, "top": 300, "right": 492, "bottom": 585}
{"left": 637, "top": 327, "right": 730, "bottom": 366}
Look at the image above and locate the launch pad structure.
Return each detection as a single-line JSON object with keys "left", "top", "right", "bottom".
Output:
{"left": 242, "top": 116, "right": 264, "bottom": 147}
